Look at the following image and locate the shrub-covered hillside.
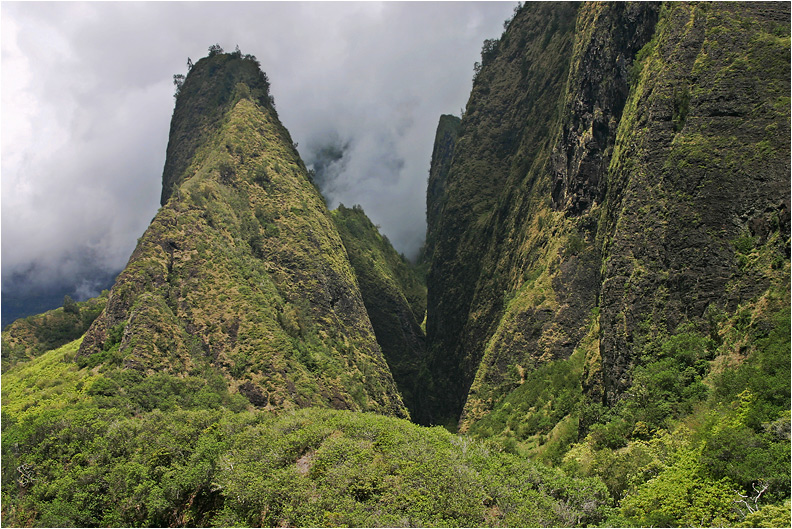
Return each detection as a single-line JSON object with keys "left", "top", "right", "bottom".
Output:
{"left": 1, "top": 293, "right": 107, "bottom": 373}
{"left": 1, "top": 344, "right": 611, "bottom": 527}
{"left": 2, "top": 2, "right": 790, "bottom": 527}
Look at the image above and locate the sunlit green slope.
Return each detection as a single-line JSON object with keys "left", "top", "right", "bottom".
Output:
{"left": 2, "top": 339, "right": 611, "bottom": 527}
{"left": 1, "top": 292, "right": 107, "bottom": 372}
{"left": 76, "top": 50, "right": 406, "bottom": 418}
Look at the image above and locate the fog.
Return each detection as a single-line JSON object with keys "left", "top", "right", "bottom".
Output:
{"left": 1, "top": 1, "right": 516, "bottom": 324}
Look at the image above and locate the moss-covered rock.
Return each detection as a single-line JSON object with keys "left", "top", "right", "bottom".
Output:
{"left": 424, "top": 1, "right": 789, "bottom": 447}
{"left": 332, "top": 204, "right": 426, "bottom": 419}
{"left": 425, "top": 1, "right": 582, "bottom": 426}
{"left": 421, "top": 114, "right": 461, "bottom": 266}
{"left": 597, "top": 1, "right": 791, "bottom": 404}
{"left": 160, "top": 50, "right": 275, "bottom": 205}
{"left": 78, "top": 52, "right": 408, "bottom": 418}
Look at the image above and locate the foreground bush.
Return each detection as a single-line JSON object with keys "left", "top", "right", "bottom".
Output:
{"left": 2, "top": 349, "right": 611, "bottom": 528}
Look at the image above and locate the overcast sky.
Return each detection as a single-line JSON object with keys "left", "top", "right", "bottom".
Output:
{"left": 1, "top": 1, "right": 516, "bottom": 319}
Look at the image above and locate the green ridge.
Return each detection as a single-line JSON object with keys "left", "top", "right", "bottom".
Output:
{"left": 332, "top": 204, "right": 427, "bottom": 419}
{"left": 1, "top": 292, "right": 107, "bottom": 373}
{"left": 78, "top": 51, "right": 407, "bottom": 418}
{"left": 2, "top": 4, "right": 790, "bottom": 526}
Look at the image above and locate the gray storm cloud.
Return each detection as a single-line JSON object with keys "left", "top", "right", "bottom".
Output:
{"left": 1, "top": 1, "right": 517, "bottom": 322}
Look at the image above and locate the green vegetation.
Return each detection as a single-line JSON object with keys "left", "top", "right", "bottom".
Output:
{"left": 7, "top": 294, "right": 784, "bottom": 527}
{"left": 425, "top": 1, "right": 580, "bottom": 425}
{"left": 3, "top": 2, "right": 790, "bottom": 525}
{"left": 76, "top": 51, "right": 407, "bottom": 418}
{"left": 469, "top": 348, "right": 584, "bottom": 463}
{"left": 1, "top": 291, "right": 108, "bottom": 372}
{"left": 162, "top": 47, "right": 274, "bottom": 205}
{"left": 421, "top": 113, "right": 461, "bottom": 267}
{"left": 467, "top": 289, "right": 791, "bottom": 527}
{"left": 332, "top": 204, "right": 427, "bottom": 418}
{"left": 450, "top": 7, "right": 791, "bottom": 524}
{"left": 1, "top": 355, "right": 612, "bottom": 527}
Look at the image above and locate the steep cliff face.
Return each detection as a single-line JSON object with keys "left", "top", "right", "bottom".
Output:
{"left": 551, "top": 3, "right": 660, "bottom": 215}
{"left": 332, "top": 204, "right": 426, "bottom": 417}
{"left": 424, "top": 2, "right": 580, "bottom": 424}
{"left": 422, "top": 114, "right": 461, "bottom": 265}
{"left": 425, "top": 1, "right": 790, "bottom": 436}
{"left": 79, "top": 52, "right": 407, "bottom": 418}
{"left": 3, "top": 8, "right": 789, "bottom": 525}
{"left": 595, "top": 1, "right": 791, "bottom": 405}
{"left": 460, "top": 2, "right": 661, "bottom": 431}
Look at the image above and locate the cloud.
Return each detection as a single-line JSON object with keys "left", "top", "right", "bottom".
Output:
{"left": 1, "top": 1, "right": 516, "bottom": 318}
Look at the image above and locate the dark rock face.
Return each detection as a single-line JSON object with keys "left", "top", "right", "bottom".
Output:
{"left": 461, "top": 4, "right": 659, "bottom": 426}
{"left": 424, "top": 1, "right": 790, "bottom": 431}
{"left": 551, "top": 2, "right": 660, "bottom": 216}
{"left": 239, "top": 380, "right": 268, "bottom": 407}
{"left": 597, "top": 1, "right": 791, "bottom": 403}
{"left": 423, "top": 114, "right": 461, "bottom": 265}
{"left": 424, "top": 2, "right": 657, "bottom": 427}
{"left": 160, "top": 52, "right": 274, "bottom": 206}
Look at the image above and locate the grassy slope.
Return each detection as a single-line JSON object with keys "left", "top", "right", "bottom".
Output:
{"left": 2, "top": 4, "right": 790, "bottom": 527}
{"left": 1, "top": 293, "right": 107, "bottom": 372}
{"left": 2, "top": 294, "right": 787, "bottom": 527}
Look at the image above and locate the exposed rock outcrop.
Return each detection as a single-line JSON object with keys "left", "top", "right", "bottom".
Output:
{"left": 423, "top": 1, "right": 790, "bottom": 434}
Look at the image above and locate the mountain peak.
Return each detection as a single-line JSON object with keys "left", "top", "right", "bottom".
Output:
{"left": 161, "top": 49, "right": 276, "bottom": 205}
{"left": 78, "top": 48, "right": 408, "bottom": 418}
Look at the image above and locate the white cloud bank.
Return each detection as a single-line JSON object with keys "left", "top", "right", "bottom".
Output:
{"left": 1, "top": 1, "right": 516, "bottom": 311}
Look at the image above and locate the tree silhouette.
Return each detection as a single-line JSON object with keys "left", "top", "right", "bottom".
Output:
{"left": 63, "top": 295, "right": 78, "bottom": 314}
{"left": 173, "top": 74, "right": 185, "bottom": 99}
